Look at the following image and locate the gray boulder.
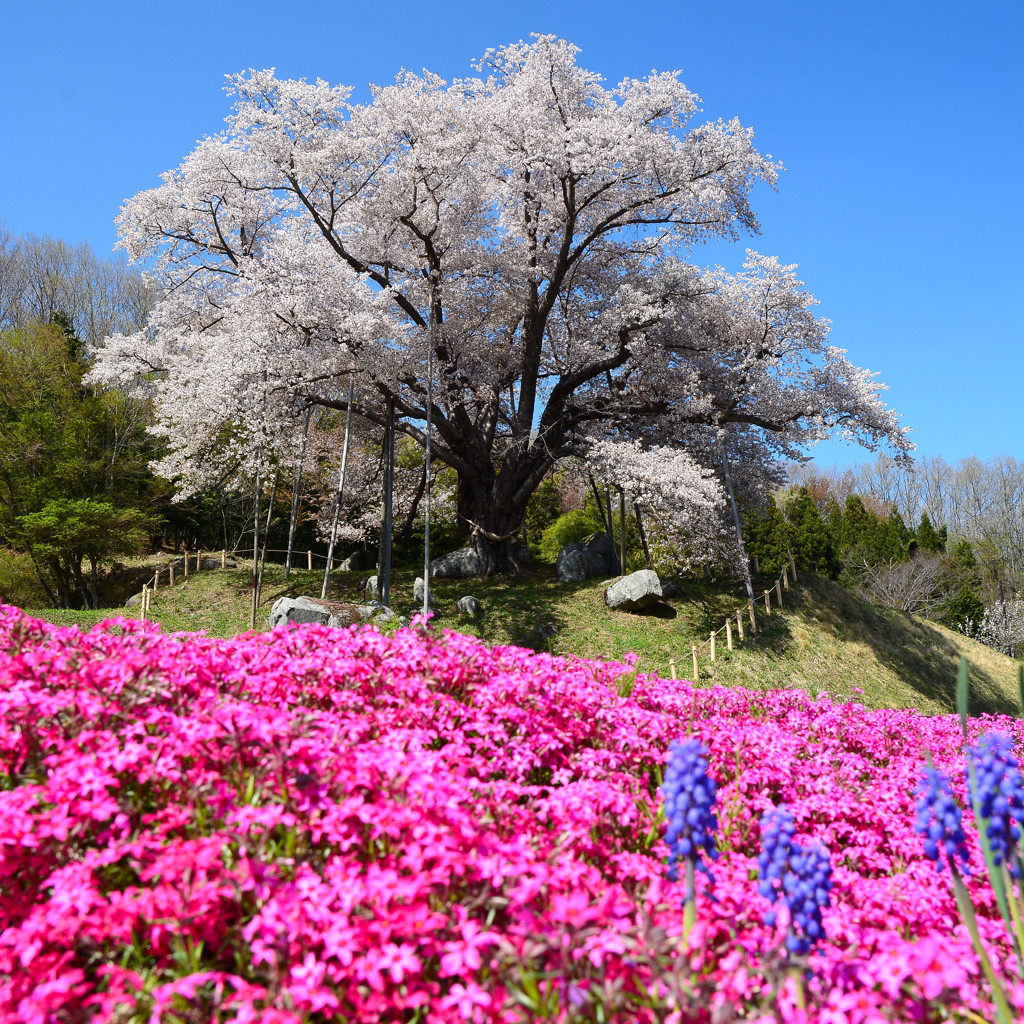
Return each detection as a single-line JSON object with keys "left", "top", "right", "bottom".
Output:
{"left": 605, "top": 569, "right": 663, "bottom": 612}
{"left": 556, "top": 548, "right": 595, "bottom": 582}
{"left": 428, "top": 547, "right": 482, "bottom": 579}
{"left": 413, "top": 577, "right": 437, "bottom": 608}
{"left": 125, "top": 592, "right": 143, "bottom": 608}
{"left": 580, "top": 532, "right": 621, "bottom": 575}
{"left": 269, "top": 595, "right": 334, "bottom": 628}
{"left": 365, "top": 575, "right": 381, "bottom": 601}
{"left": 661, "top": 580, "right": 679, "bottom": 599}
{"left": 339, "top": 550, "right": 374, "bottom": 572}
{"left": 555, "top": 532, "right": 621, "bottom": 582}
{"left": 456, "top": 595, "right": 482, "bottom": 618}
{"left": 270, "top": 595, "right": 401, "bottom": 630}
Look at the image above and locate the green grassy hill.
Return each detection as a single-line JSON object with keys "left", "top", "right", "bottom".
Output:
{"left": 24, "top": 559, "right": 1022, "bottom": 718}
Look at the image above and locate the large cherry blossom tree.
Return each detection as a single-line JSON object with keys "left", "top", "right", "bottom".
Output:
{"left": 93, "top": 36, "right": 909, "bottom": 574}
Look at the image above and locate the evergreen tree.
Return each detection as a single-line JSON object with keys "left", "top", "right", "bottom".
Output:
{"left": 744, "top": 497, "right": 791, "bottom": 574}
{"left": 915, "top": 513, "right": 946, "bottom": 554}
{"left": 784, "top": 487, "right": 839, "bottom": 576}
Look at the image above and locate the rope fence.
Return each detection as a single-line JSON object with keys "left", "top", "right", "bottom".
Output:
{"left": 667, "top": 550, "right": 798, "bottom": 683}
{"left": 135, "top": 548, "right": 352, "bottom": 618}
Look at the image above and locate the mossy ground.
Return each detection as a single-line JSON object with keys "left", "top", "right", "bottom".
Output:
{"left": 24, "top": 557, "right": 1022, "bottom": 717}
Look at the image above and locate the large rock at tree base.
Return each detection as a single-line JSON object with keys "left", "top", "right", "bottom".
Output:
{"left": 339, "top": 550, "right": 374, "bottom": 572}
{"left": 579, "top": 532, "right": 621, "bottom": 575}
{"left": 269, "top": 595, "right": 399, "bottom": 630}
{"left": 556, "top": 548, "right": 596, "bottom": 583}
{"left": 428, "top": 547, "right": 482, "bottom": 579}
{"left": 556, "top": 532, "right": 620, "bottom": 582}
{"left": 605, "top": 570, "right": 663, "bottom": 612}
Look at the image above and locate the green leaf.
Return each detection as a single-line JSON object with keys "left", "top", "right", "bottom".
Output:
{"left": 966, "top": 757, "right": 1020, "bottom": 974}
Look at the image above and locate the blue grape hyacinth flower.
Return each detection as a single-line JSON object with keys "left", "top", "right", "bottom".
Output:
{"left": 757, "top": 806, "right": 832, "bottom": 956}
{"left": 914, "top": 765, "right": 971, "bottom": 874}
{"left": 966, "top": 732, "right": 1024, "bottom": 878}
{"left": 662, "top": 737, "right": 719, "bottom": 900}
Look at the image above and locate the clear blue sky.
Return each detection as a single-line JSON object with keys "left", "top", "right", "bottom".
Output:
{"left": 2, "top": 0, "right": 1020, "bottom": 468}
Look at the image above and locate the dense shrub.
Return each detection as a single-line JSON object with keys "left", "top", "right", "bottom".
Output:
{"left": 536, "top": 507, "right": 606, "bottom": 563}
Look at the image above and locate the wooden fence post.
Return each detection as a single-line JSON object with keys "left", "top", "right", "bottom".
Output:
{"left": 169, "top": 563, "right": 175, "bottom": 586}
{"left": 669, "top": 658, "right": 677, "bottom": 680}
{"left": 765, "top": 589, "right": 771, "bottom": 613}
{"left": 692, "top": 645, "right": 699, "bottom": 682}
{"left": 789, "top": 550, "right": 798, "bottom": 583}
{"left": 737, "top": 610, "right": 744, "bottom": 640}
{"left": 775, "top": 580, "right": 782, "bottom": 606}
{"left": 152, "top": 570, "right": 158, "bottom": 592}
{"left": 710, "top": 631, "right": 716, "bottom": 662}
{"left": 183, "top": 551, "right": 189, "bottom": 578}
{"left": 753, "top": 554, "right": 760, "bottom": 574}
{"left": 782, "top": 566, "right": 789, "bottom": 589}
{"left": 749, "top": 603, "right": 756, "bottom": 633}
{"left": 308, "top": 550, "right": 313, "bottom": 571}
{"left": 726, "top": 619, "right": 733, "bottom": 651}
{"left": 197, "top": 549, "right": 202, "bottom": 572}
{"left": 221, "top": 549, "right": 226, "bottom": 569}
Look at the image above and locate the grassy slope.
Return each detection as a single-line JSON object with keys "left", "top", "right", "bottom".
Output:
{"left": 24, "top": 560, "right": 1022, "bottom": 718}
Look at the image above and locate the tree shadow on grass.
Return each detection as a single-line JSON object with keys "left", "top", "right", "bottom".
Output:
{"left": 800, "top": 575, "right": 1017, "bottom": 718}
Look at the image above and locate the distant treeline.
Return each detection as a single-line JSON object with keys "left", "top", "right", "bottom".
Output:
{"left": 744, "top": 458, "right": 1024, "bottom": 656}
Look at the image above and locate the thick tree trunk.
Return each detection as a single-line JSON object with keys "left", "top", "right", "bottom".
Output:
{"left": 457, "top": 472, "right": 531, "bottom": 576}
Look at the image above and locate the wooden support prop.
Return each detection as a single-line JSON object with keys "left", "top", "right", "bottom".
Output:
{"left": 737, "top": 611, "right": 744, "bottom": 640}
{"left": 764, "top": 589, "right": 771, "bottom": 613}
{"left": 726, "top": 619, "right": 733, "bottom": 650}
{"left": 221, "top": 549, "right": 226, "bottom": 569}
{"left": 196, "top": 549, "right": 202, "bottom": 572}
{"left": 789, "top": 550, "right": 798, "bottom": 582}
{"left": 169, "top": 563, "right": 175, "bottom": 586}
{"left": 308, "top": 550, "right": 313, "bottom": 571}
{"left": 749, "top": 603, "right": 757, "bottom": 633}
{"left": 753, "top": 554, "right": 760, "bottom": 574}
{"left": 183, "top": 551, "right": 189, "bottom": 577}
{"left": 691, "top": 645, "right": 699, "bottom": 682}
{"left": 669, "top": 657, "right": 677, "bottom": 680}
{"left": 783, "top": 566, "right": 789, "bottom": 589}
{"left": 710, "top": 631, "right": 716, "bottom": 662}
{"left": 775, "top": 580, "right": 782, "bottom": 606}
{"left": 141, "top": 586, "right": 149, "bottom": 616}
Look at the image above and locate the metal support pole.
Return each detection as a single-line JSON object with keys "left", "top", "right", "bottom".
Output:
{"left": 322, "top": 378, "right": 355, "bottom": 600}
{"left": 719, "top": 437, "right": 755, "bottom": 616}
{"left": 423, "top": 271, "right": 436, "bottom": 617}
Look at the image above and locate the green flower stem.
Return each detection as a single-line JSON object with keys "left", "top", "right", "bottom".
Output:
{"left": 683, "top": 859, "right": 696, "bottom": 941}
{"left": 950, "top": 867, "right": 1016, "bottom": 1024}
{"left": 1004, "top": 862, "right": 1024, "bottom": 973}
{"left": 789, "top": 966, "right": 806, "bottom": 1011}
